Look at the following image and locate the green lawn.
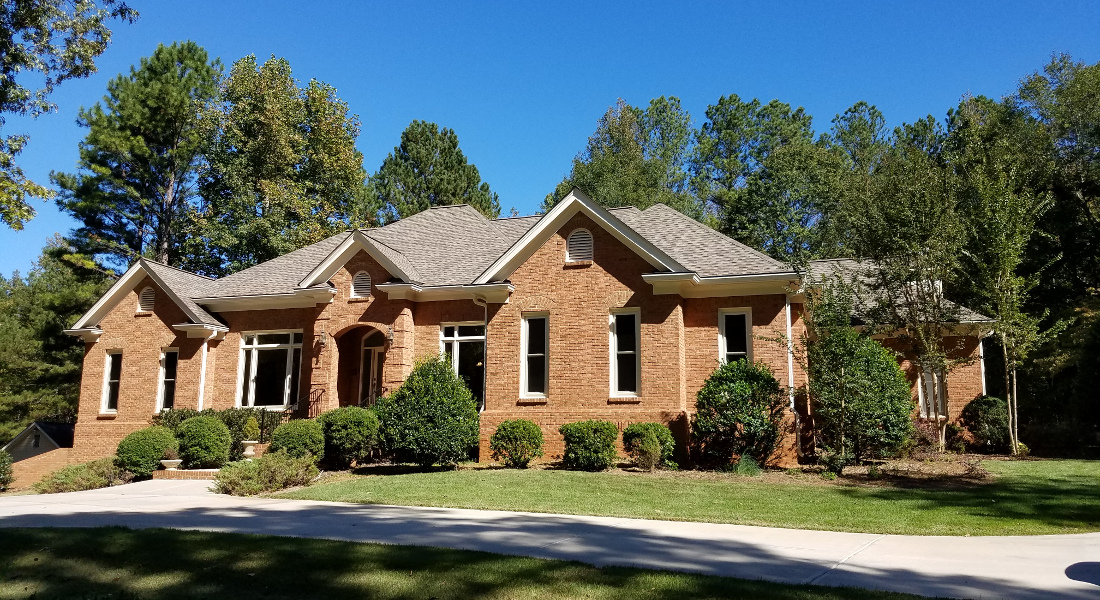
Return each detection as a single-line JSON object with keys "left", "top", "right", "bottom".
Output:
{"left": 281, "top": 459, "right": 1100, "bottom": 536}
{"left": 0, "top": 527, "right": 931, "bottom": 600}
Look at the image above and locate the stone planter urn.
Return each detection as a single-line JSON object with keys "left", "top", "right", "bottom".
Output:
{"left": 161, "top": 459, "right": 183, "bottom": 471}
{"left": 242, "top": 441, "right": 259, "bottom": 460}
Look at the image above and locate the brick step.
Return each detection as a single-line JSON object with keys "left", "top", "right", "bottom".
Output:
{"left": 151, "top": 468, "right": 219, "bottom": 480}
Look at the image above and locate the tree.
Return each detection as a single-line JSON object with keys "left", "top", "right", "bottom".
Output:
{"left": 0, "top": 0, "right": 136, "bottom": 230}
{"left": 545, "top": 97, "right": 703, "bottom": 218}
{"left": 691, "top": 359, "right": 787, "bottom": 467}
{"left": 52, "top": 41, "right": 221, "bottom": 270}
{"left": 0, "top": 237, "right": 109, "bottom": 444}
{"left": 370, "top": 120, "right": 499, "bottom": 222}
{"left": 188, "top": 55, "right": 365, "bottom": 276}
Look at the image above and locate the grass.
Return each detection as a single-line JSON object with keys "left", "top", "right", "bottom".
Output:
{"left": 281, "top": 459, "right": 1100, "bottom": 536}
{"left": 0, "top": 527, "right": 931, "bottom": 600}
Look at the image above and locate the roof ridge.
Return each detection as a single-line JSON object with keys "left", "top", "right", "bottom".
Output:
{"left": 138, "top": 257, "right": 216, "bottom": 281}
{"left": 643, "top": 204, "right": 788, "bottom": 268}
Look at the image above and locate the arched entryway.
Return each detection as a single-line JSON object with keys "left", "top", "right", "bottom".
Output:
{"left": 334, "top": 325, "right": 387, "bottom": 407}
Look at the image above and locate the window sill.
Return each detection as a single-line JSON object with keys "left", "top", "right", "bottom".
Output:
{"left": 564, "top": 260, "right": 592, "bottom": 269}
{"left": 97, "top": 412, "right": 118, "bottom": 420}
{"left": 608, "top": 396, "right": 641, "bottom": 404}
{"left": 135, "top": 312, "right": 153, "bottom": 317}
{"left": 517, "top": 397, "right": 548, "bottom": 405}
{"left": 347, "top": 297, "right": 373, "bottom": 303}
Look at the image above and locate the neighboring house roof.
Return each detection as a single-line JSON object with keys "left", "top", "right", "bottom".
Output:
{"left": 808, "top": 258, "right": 993, "bottom": 324}
{"left": 2, "top": 421, "right": 75, "bottom": 453}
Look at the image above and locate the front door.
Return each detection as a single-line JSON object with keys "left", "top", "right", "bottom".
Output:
{"left": 359, "top": 332, "right": 385, "bottom": 406}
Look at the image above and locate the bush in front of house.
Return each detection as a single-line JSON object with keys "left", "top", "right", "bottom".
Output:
{"left": 375, "top": 355, "right": 480, "bottom": 468}
{"left": 692, "top": 359, "right": 787, "bottom": 469}
{"left": 270, "top": 419, "right": 325, "bottom": 462}
{"left": 213, "top": 450, "right": 319, "bottom": 496}
{"left": 622, "top": 422, "right": 676, "bottom": 471}
{"left": 490, "top": 419, "right": 544, "bottom": 468}
{"left": 960, "top": 395, "right": 1010, "bottom": 453}
{"left": 242, "top": 417, "right": 261, "bottom": 442}
{"left": 33, "top": 458, "right": 131, "bottom": 493}
{"left": 0, "top": 449, "right": 12, "bottom": 491}
{"left": 559, "top": 420, "right": 619, "bottom": 471}
{"left": 176, "top": 416, "right": 232, "bottom": 468}
{"left": 115, "top": 426, "right": 179, "bottom": 477}
{"left": 154, "top": 408, "right": 282, "bottom": 460}
{"left": 317, "top": 407, "right": 379, "bottom": 468}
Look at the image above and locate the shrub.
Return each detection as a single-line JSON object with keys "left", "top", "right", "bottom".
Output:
{"left": 242, "top": 417, "right": 261, "bottom": 441}
{"left": 0, "top": 449, "right": 12, "bottom": 491}
{"left": 154, "top": 408, "right": 282, "bottom": 460}
{"left": 33, "top": 458, "right": 130, "bottom": 493}
{"left": 177, "top": 416, "right": 232, "bottom": 468}
{"left": 960, "top": 395, "right": 1010, "bottom": 453}
{"left": 270, "top": 419, "right": 325, "bottom": 461}
{"left": 115, "top": 426, "right": 179, "bottom": 477}
{"left": 317, "top": 407, "right": 379, "bottom": 468}
{"left": 622, "top": 422, "right": 676, "bottom": 470}
{"left": 733, "top": 455, "right": 762, "bottom": 476}
{"left": 214, "top": 450, "right": 319, "bottom": 496}
{"left": 945, "top": 423, "right": 967, "bottom": 453}
{"left": 162, "top": 447, "right": 179, "bottom": 460}
{"left": 490, "top": 419, "right": 544, "bottom": 468}
{"left": 153, "top": 408, "right": 215, "bottom": 432}
{"left": 559, "top": 420, "right": 619, "bottom": 471}
{"left": 375, "top": 356, "right": 480, "bottom": 468}
{"left": 692, "top": 359, "right": 787, "bottom": 468}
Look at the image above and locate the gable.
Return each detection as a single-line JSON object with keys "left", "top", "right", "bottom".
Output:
{"left": 299, "top": 230, "right": 422, "bottom": 288}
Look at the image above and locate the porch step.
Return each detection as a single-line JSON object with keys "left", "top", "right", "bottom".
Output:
{"left": 152, "top": 468, "right": 219, "bottom": 480}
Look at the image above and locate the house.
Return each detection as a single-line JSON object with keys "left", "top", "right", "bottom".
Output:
{"left": 2, "top": 422, "right": 75, "bottom": 488}
{"left": 60, "top": 190, "right": 990, "bottom": 471}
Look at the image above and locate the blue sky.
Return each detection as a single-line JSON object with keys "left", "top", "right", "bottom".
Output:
{"left": 2, "top": 0, "right": 1099, "bottom": 277}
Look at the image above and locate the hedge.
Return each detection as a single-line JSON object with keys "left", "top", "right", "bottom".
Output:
{"left": 490, "top": 419, "right": 544, "bottom": 468}
{"left": 317, "top": 407, "right": 379, "bottom": 468}
{"left": 115, "top": 426, "right": 179, "bottom": 477}
{"left": 270, "top": 419, "right": 325, "bottom": 462}
{"left": 177, "top": 416, "right": 232, "bottom": 468}
{"left": 559, "top": 420, "right": 619, "bottom": 471}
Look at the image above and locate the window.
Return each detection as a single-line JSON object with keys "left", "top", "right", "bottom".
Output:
{"left": 566, "top": 228, "right": 593, "bottom": 262}
{"left": 138, "top": 287, "right": 155, "bottom": 312}
{"left": 440, "top": 323, "right": 486, "bottom": 410}
{"left": 522, "top": 314, "right": 548, "bottom": 397}
{"left": 719, "top": 309, "right": 752, "bottom": 364}
{"left": 32, "top": 433, "right": 40, "bottom": 448}
{"left": 102, "top": 351, "right": 122, "bottom": 412}
{"left": 359, "top": 330, "right": 385, "bottom": 406}
{"left": 917, "top": 369, "right": 946, "bottom": 419}
{"left": 351, "top": 271, "right": 372, "bottom": 298}
{"left": 610, "top": 310, "right": 640, "bottom": 396}
{"left": 237, "top": 332, "right": 303, "bottom": 409}
{"left": 157, "top": 349, "right": 179, "bottom": 411}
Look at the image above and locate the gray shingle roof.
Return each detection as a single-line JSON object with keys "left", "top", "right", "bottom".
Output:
{"left": 140, "top": 259, "right": 223, "bottom": 326}
{"left": 200, "top": 233, "right": 350, "bottom": 298}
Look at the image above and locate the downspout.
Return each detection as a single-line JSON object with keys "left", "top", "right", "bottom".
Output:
{"left": 785, "top": 294, "right": 801, "bottom": 457}
{"left": 197, "top": 334, "right": 210, "bottom": 410}
{"left": 978, "top": 336, "right": 987, "bottom": 396}
{"left": 472, "top": 295, "right": 488, "bottom": 413}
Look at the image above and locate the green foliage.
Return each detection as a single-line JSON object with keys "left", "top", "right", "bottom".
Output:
{"left": 375, "top": 356, "right": 479, "bottom": 468}
{"left": 370, "top": 120, "right": 500, "bottom": 222}
{"left": 545, "top": 98, "right": 702, "bottom": 219}
{"left": 242, "top": 417, "right": 260, "bottom": 442}
{"left": 0, "top": 449, "right": 12, "bottom": 490}
{"left": 317, "top": 407, "right": 379, "bottom": 468}
{"left": 114, "top": 426, "right": 178, "bottom": 478}
{"left": 489, "top": 419, "right": 544, "bottom": 468}
{"left": 213, "top": 449, "right": 319, "bottom": 496}
{"left": 558, "top": 420, "right": 619, "bottom": 471}
{"left": 33, "top": 457, "right": 130, "bottom": 493}
{"left": 0, "top": 0, "right": 137, "bottom": 230}
{"left": 51, "top": 41, "right": 221, "bottom": 269}
{"left": 153, "top": 407, "right": 281, "bottom": 459}
{"left": 732, "top": 456, "right": 762, "bottom": 477}
{"left": 692, "top": 360, "right": 787, "bottom": 467}
{"left": 270, "top": 419, "right": 325, "bottom": 462}
{"left": 176, "top": 416, "right": 231, "bottom": 468}
{"left": 960, "top": 395, "right": 1010, "bottom": 453}
{"left": 187, "top": 54, "right": 365, "bottom": 276}
{"left": 622, "top": 422, "right": 676, "bottom": 470}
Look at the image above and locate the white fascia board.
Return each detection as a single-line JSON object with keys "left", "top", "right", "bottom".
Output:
{"left": 138, "top": 259, "right": 213, "bottom": 326}
{"left": 69, "top": 262, "right": 146, "bottom": 329}
{"left": 1, "top": 423, "right": 58, "bottom": 452}
{"left": 194, "top": 288, "right": 335, "bottom": 312}
{"left": 644, "top": 271, "right": 799, "bottom": 297}
{"left": 474, "top": 189, "right": 685, "bottom": 284}
{"left": 298, "top": 231, "right": 415, "bottom": 289}
{"left": 172, "top": 323, "right": 229, "bottom": 338}
{"left": 377, "top": 282, "right": 513, "bottom": 303}
{"left": 63, "top": 327, "right": 104, "bottom": 342}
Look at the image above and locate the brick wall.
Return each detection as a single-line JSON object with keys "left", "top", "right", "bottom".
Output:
{"left": 9, "top": 448, "right": 73, "bottom": 490}
{"left": 882, "top": 334, "right": 987, "bottom": 423}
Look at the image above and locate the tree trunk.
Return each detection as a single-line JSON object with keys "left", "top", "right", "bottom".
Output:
{"left": 1002, "top": 340, "right": 1017, "bottom": 455}
{"left": 1011, "top": 365, "right": 1020, "bottom": 453}
{"left": 933, "top": 369, "right": 946, "bottom": 451}
{"left": 157, "top": 173, "right": 178, "bottom": 264}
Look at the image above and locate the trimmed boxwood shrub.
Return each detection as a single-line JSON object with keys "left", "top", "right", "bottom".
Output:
{"left": 0, "top": 449, "right": 12, "bottom": 491}
{"left": 115, "top": 426, "right": 179, "bottom": 477}
{"left": 490, "top": 419, "right": 544, "bottom": 468}
{"left": 317, "top": 407, "right": 379, "bottom": 468}
{"left": 622, "top": 422, "right": 676, "bottom": 470}
{"left": 960, "top": 395, "right": 1010, "bottom": 453}
{"left": 214, "top": 450, "right": 319, "bottom": 496}
{"left": 692, "top": 359, "right": 787, "bottom": 468}
{"left": 33, "top": 458, "right": 131, "bottom": 493}
{"left": 177, "top": 416, "right": 232, "bottom": 468}
{"left": 375, "top": 356, "right": 480, "bottom": 468}
{"left": 153, "top": 408, "right": 283, "bottom": 459}
{"left": 270, "top": 419, "right": 325, "bottom": 461}
{"left": 559, "top": 420, "right": 619, "bottom": 471}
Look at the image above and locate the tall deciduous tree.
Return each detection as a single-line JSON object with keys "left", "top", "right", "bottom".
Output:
{"left": 370, "top": 120, "right": 499, "bottom": 222}
{"left": 51, "top": 41, "right": 221, "bottom": 270}
{"left": 0, "top": 0, "right": 136, "bottom": 229}
{"left": 188, "top": 55, "right": 365, "bottom": 276}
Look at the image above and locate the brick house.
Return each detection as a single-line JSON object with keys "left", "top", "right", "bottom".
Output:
{"left": 59, "top": 190, "right": 991, "bottom": 471}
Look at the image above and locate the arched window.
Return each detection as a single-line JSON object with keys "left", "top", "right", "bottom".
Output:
{"left": 351, "top": 271, "right": 372, "bottom": 298}
{"left": 566, "top": 229, "right": 593, "bottom": 262}
{"left": 138, "top": 287, "right": 155, "bottom": 312}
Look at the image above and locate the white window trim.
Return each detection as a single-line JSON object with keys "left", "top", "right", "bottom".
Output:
{"left": 351, "top": 270, "right": 372, "bottom": 298}
{"left": 520, "top": 312, "right": 549, "bottom": 399}
{"left": 566, "top": 228, "right": 593, "bottom": 262}
{"left": 609, "top": 308, "right": 641, "bottom": 398}
{"left": 155, "top": 347, "right": 179, "bottom": 412}
{"left": 359, "top": 335, "right": 385, "bottom": 405}
{"left": 718, "top": 307, "right": 753, "bottom": 364}
{"left": 235, "top": 330, "right": 304, "bottom": 410}
{"left": 100, "top": 350, "right": 122, "bottom": 414}
{"left": 917, "top": 368, "right": 947, "bottom": 419}
{"left": 439, "top": 322, "right": 487, "bottom": 410}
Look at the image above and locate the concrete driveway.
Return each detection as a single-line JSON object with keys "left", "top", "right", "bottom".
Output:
{"left": 0, "top": 479, "right": 1097, "bottom": 599}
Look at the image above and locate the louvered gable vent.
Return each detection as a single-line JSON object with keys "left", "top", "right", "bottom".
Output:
{"left": 566, "top": 229, "right": 593, "bottom": 262}
{"left": 352, "top": 271, "right": 372, "bottom": 297}
{"left": 138, "top": 287, "right": 155, "bottom": 312}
